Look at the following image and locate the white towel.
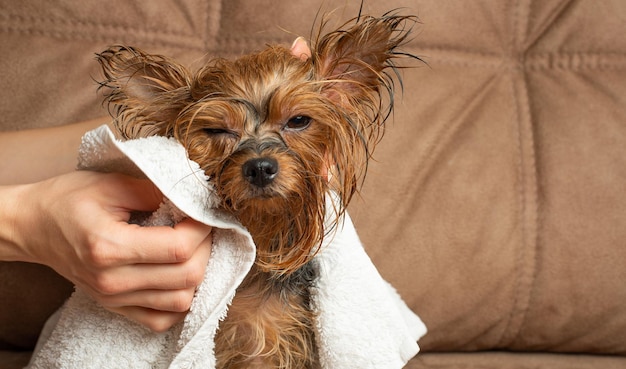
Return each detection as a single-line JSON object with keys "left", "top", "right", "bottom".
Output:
{"left": 28, "top": 124, "right": 426, "bottom": 369}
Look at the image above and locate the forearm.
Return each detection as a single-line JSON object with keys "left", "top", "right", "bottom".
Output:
{"left": 0, "top": 117, "right": 110, "bottom": 185}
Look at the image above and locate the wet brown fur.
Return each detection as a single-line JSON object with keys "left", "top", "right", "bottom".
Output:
{"left": 97, "top": 11, "right": 418, "bottom": 369}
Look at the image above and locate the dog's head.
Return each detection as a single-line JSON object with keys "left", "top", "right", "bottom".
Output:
{"left": 98, "top": 13, "right": 418, "bottom": 275}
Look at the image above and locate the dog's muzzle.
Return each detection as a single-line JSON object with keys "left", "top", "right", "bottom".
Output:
{"left": 242, "top": 157, "right": 279, "bottom": 188}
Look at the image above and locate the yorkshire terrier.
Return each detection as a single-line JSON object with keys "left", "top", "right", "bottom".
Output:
{"left": 97, "top": 10, "right": 418, "bottom": 369}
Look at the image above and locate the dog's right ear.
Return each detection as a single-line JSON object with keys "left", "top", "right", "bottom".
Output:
{"left": 96, "top": 45, "right": 192, "bottom": 138}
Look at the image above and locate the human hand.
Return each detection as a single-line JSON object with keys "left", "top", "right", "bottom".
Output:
{"left": 0, "top": 38, "right": 310, "bottom": 333}
{"left": 7, "top": 171, "right": 212, "bottom": 332}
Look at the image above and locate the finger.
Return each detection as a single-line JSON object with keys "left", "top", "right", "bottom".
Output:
{"left": 88, "top": 230, "right": 212, "bottom": 293}
{"left": 105, "top": 218, "right": 212, "bottom": 265}
{"left": 107, "top": 306, "right": 186, "bottom": 332}
{"left": 99, "top": 287, "right": 196, "bottom": 313}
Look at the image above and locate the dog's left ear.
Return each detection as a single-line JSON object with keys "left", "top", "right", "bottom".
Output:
{"left": 96, "top": 45, "right": 192, "bottom": 138}
{"left": 313, "top": 14, "right": 415, "bottom": 102}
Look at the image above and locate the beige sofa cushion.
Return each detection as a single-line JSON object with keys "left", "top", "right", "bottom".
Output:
{"left": 350, "top": 0, "right": 626, "bottom": 355}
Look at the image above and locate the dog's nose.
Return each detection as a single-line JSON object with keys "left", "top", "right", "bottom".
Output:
{"left": 242, "top": 157, "right": 279, "bottom": 188}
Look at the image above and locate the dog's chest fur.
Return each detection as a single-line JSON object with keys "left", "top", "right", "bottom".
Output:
{"left": 214, "top": 262, "right": 320, "bottom": 368}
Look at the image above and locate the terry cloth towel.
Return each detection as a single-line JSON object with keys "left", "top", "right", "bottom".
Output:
{"left": 28, "top": 124, "right": 426, "bottom": 369}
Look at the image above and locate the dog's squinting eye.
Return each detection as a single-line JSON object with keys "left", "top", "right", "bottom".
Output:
{"left": 203, "top": 128, "right": 236, "bottom": 137}
{"left": 284, "top": 115, "right": 312, "bottom": 131}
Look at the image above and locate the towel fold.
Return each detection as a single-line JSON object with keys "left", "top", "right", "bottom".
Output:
{"left": 28, "top": 124, "right": 426, "bottom": 369}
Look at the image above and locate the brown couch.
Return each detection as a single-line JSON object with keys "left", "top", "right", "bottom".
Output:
{"left": 1, "top": 0, "right": 625, "bottom": 368}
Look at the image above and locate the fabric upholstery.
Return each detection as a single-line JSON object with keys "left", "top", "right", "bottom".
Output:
{"left": 349, "top": 0, "right": 626, "bottom": 356}
{"left": 1, "top": 0, "right": 625, "bottom": 368}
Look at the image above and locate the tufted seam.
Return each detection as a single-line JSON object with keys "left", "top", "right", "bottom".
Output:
{"left": 521, "top": 0, "right": 574, "bottom": 52}
{"left": 509, "top": 0, "right": 626, "bottom": 350}
{"left": 202, "top": 0, "right": 222, "bottom": 52}
{"left": 0, "top": 25, "right": 203, "bottom": 50}
{"left": 0, "top": 12, "right": 205, "bottom": 50}
{"left": 374, "top": 48, "right": 625, "bottom": 72}
{"left": 0, "top": 12, "right": 194, "bottom": 37}
{"left": 504, "top": 66, "right": 540, "bottom": 348}
{"left": 496, "top": 0, "right": 541, "bottom": 349}
{"left": 495, "top": 0, "right": 524, "bottom": 348}
{"left": 406, "top": 46, "right": 503, "bottom": 69}
{"left": 526, "top": 52, "right": 626, "bottom": 71}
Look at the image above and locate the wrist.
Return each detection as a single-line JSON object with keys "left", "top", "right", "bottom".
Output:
{"left": 0, "top": 183, "right": 39, "bottom": 262}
